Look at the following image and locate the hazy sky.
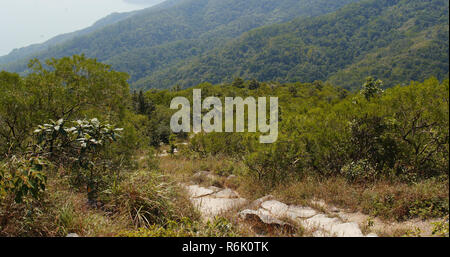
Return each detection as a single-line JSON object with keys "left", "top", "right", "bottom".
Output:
{"left": 0, "top": 0, "right": 165, "bottom": 56}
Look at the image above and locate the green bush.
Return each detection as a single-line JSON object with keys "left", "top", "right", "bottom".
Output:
{"left": 34, "top": 118, "right": 123, "bottom": 201}
{"left": 0, "top": 156, "right": 48, "bottom": 203}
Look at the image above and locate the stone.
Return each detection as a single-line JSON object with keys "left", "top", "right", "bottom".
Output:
{"left": 192, "top": 171, "right": 219, "bottom": 181}
{"left": 310, "top": 199, "right": 327, "bottom": 209}
{"left": 193, "top": 171, "right": 211, "bottom": 179}
{"left": 330, "top": 207, "right": 340, "bottom": 213}
{"left": 330, "top": 222, "right": 364, "bottom": 237}
{"left": 212, "top": 188, "right": 239, "bottom": 199}
{"left": 239, "top": 209, "right": 295, "bottom": 234}
{"left": 287, "top": 206, "right": 318, "bottom": 220}
{"left": 249, "top": 195, "right": 274, "bottom": 209}
{"left": 303, "top": 214, "right": 341, "bottom": 230}
{"left": 226, "top": 175, "right": 237, "bottom": 181}
{"left": 192, "top": 197, "right": 247, "bottom": 218}
{"left": 186, "top": 185, "right": 215, "bottom": 198}
{"left": 66, "top": 233, "right": 80, "bottom": 237}
{"left": 208, "top": 186, "right": 222, "bottom": 192}
{"left": 302, "top": 215, "right": 364, "bottom": 237}
{"left": 261, "top": 200, "right": 289, "bottom": 216}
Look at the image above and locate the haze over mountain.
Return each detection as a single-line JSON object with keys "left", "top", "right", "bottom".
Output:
{"left": 0, "top": 0, "right": 164, "bottom": 56}
{"left": 0, "top": 0, "right": 448, "bottom": 90}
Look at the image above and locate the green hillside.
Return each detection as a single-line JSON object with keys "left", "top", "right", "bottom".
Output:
{"left": 140, "top": 0, "right": 448, "bottom": 90}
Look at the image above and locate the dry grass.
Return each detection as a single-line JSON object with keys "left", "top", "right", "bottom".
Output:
{"left": 0, "top": 174, "right": 131, "bottom": 237}
{"left": 271, "top": 176, "right": 449, "bottom": 222}
{"left": 4, "top": 149, "right": 446, "bottom": 237}
{"left": 158, "top": 154, "right": 449, "bottom": 237}
{"left": 0, "top": 152, "right": 202, "bottom": 237}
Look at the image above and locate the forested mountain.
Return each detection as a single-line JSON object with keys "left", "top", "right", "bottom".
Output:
{"left": 0, "top": 0, "right": 360, "bottom": 85}
{"left": 0, "top": 0, "right": 448, "bottom": 90}
{"left": 142, "top": 0, "right": 448, "bottom": 90}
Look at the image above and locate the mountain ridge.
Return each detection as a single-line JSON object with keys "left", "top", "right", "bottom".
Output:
{"left": 0, "top": 0, "right": 448, "bottom": 90}
{"left": 135, "top": 0, "right": 448, "bottom": 90}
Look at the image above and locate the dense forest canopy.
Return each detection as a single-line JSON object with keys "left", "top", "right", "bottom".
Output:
{"left": 139, "top": 0, "right": 448, "bottom": 90}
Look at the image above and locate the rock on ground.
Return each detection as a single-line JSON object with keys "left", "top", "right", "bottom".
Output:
{"left": 239, "top": 209, "right": 296, "bottom": 234}
{"left": 184, "top": 184, "right": 247, "bottom": 219}
{"left": 183, "top": 180, "right": 374, "bottom": 237}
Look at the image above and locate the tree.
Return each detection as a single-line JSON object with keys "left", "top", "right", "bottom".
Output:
{"left": 34, "top": 118, "right": 123, "bottom": 201}
{"left": 136, "top": 90, "right": 155, "bottom": 115}
{"left": 248, "top": 79, "right": 260, "bottom": 90}
{"left": 232, "top": 77, "right": 244, "bottom": 88}
{"left": 0, "top": 55, "right": 134, "bottom": 157}
{"left": 361, "top": 76, "right": 384, "bottom": 100}
{"left": 288, "top": 85, "right": 298, "bottom": 97}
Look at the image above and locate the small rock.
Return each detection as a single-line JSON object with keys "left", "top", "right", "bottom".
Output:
{"left": 261, "top": 200, "right": 289, "bottom": 216}
{"left": 287, "top": 206, "right": 318, "bottom": 220}
{"left": 330, "top": 207, "right": 340, "bottom": 213}
{"left": 66, "top": 233, "right": 79, "bottom": 237}
{"left": 212, "top": 188, "right": 239, "bottom": 199}
{"left": 239, "top": 209, "right": 295, "bottom": 234}
{"left": 227, "top": 174, "right": 237, "bottom": 179}
{"left": 192, "top": 197, "right": 247, "bottom": 219}
{"left": 186, "top": 185, "right": 215, "bottom": 198}
{"left": 302, "top": 215, "right": 365, "bottom": 237}
{"left": 249, "top": 195, "right": 274, "bottom": 209}
{"left": 193, "top": 171, "right": 211, "bottom": 179}
{"left": 208, "top": 186, "right": 222, "bottom": 192}
{"left": 330, "top": 222, "right": 364, "bottom": 237}
{"left": 303, "top": 214, "right": 340, "bottom": 230}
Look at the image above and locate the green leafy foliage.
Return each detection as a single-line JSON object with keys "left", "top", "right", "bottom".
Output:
{"left": 34, "top": 118, "right": 123, "bottom": 200}
{"left": 175, "top": 77, "right": 448, "bottom": 185}
{"left": 0, "top": 156, "right": 48, "bottom": 203}
{"left": 361, "top": 77, "right": 384, "bottom": 100}
{"left": 432, "top": 217, "right": 449, "bottom": 237}
{"left": 0, "top": 55, "right": 133, "bottom": 156}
